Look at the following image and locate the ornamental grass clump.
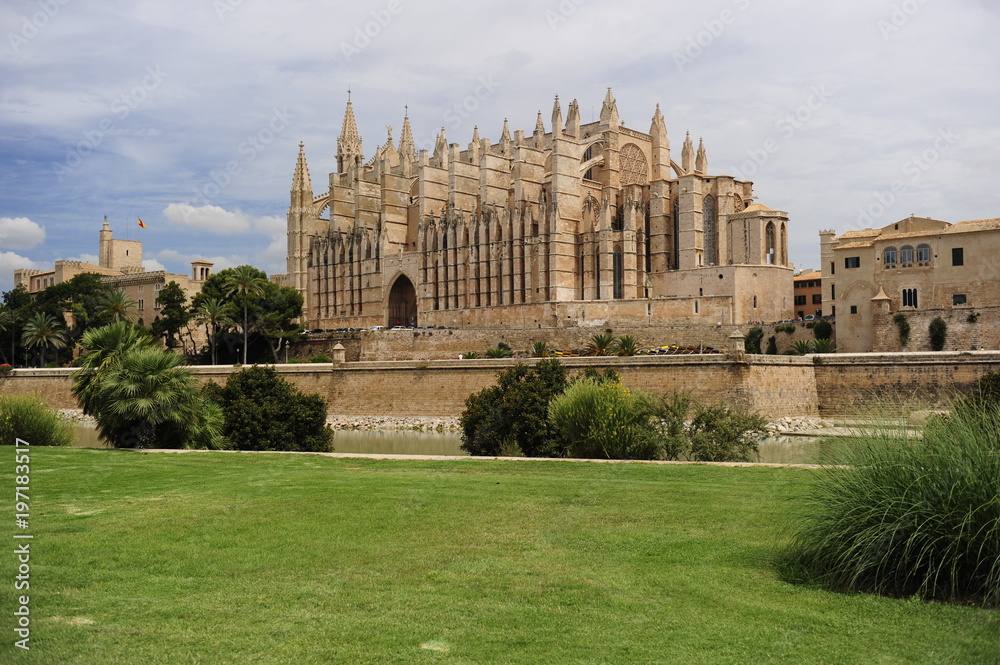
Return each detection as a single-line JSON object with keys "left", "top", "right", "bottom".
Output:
{"left": 780, "top": 403, "right": 1000, "bottom": 608}
{"left": 0, "top": 393, "right": 73, "bottom": 447}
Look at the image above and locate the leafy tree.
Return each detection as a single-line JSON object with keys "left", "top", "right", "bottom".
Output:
{"left": 765, "top": 335, "right": 778, "bottom": 355}
{"left": 929, "top": 317, "right": 947, "bottom": 351}
{"left": 151, "top": 281, "right": 191, "bottom": 348}
{"left": 893, "top": 312, "right": 910, "bottom": 348}
{"left": 812, "top": 319, "right": 832, "bottom": 341}
{"left": 72, "top": 321, "right": 153, "bottom": 415}
{"left": 208, "top": 366, "right": 333, "bottom": 452}
{"left": 255, "top": 282, "right": 304, "bottom": 363}
{"left": 21, "top": 311, "right": 69, "bottom": 366}
{"left": 460, "top": 359, "right": 568, "bottom": 457}
{"left": 745, "top": 326, "right": 764, "bottom": 354}
{"left": 223, "top": 265, "right": 269, "bottom": 364}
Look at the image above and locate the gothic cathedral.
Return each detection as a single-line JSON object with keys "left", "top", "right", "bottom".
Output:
{"left": 274, "top": 90, "right": 793, "bottom": 329}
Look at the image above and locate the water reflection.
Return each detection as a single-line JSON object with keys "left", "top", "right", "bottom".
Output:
{"left": 72, "top": 422, "right": 840, "bottom": 464}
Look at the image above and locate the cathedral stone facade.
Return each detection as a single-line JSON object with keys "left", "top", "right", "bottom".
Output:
{"left": 274, "top": 90, "right": 793, "bottom": 329}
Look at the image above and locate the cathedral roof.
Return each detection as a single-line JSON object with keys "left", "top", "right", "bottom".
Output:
{"left": 742, "top": 203, "right": 774, "bottom": 212}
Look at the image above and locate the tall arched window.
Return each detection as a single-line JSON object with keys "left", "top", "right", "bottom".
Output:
{"left": 780, "top": 223, "right": 788, "bottom": 266}
{"left": 765, "top": 223, "right": 775, "bottom": 265}
{"left": 672, "top": 197, "right": 680, "bottom": 270}
{"left": 613, "top": 247, "right": 624, "bottom": 299}
{"left": 916, "top": 244, "right": 931, "bottom": 266}
{"left": 703, "top": 195, "right": 717, "bottom": 266}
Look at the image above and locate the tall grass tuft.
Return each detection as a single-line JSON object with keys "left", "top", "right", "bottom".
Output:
{"left": 0, "top": 393, "right": 73, "bottom": 446}
{"left": 780, "top": 403, "right": 1000, "bottom": 607}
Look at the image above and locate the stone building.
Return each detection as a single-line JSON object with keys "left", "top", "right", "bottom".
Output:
{"left": 273, "top": 90, "right": 793, "bottom": 329}
{"left": 15, "top": 220, "right": 213, "bottom": 333}
{"left": 793, "top": 269, "right": 823, "bottom": 319}
{"left": 819, "top": 216, "right": 1000, "bottom": 352}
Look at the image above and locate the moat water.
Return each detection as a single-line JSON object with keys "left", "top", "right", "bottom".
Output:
{"left": 73, "top": 423, "right": 842, "bottom": 464}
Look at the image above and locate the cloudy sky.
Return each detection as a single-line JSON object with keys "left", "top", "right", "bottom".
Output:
{"left": 2, "top": 0, "right": 998, "bottom": 293}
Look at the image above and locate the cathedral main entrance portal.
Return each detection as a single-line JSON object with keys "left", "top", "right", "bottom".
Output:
{"left": 387, "top": 275, "right": 417, "bottom": 327}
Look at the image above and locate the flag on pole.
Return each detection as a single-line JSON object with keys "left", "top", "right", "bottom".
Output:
{"left": 138, "top": 218, "right": 147, "bottom": 229}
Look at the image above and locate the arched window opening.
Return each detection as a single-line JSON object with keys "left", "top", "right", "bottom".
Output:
{"left": 900, "top": 245, "right": 914, "bottom": 266}
{"left": 672, "top": 197, "right": 680, "bottom": 270}
{"left": 388, "top": 275, "right": 417, "bottom": 327}
{"left": 765, "top": 223, "right": 775, "bottom": 265}
{"left": 916, "top": 244, "right": 931, "bottom": 265}
{"left": 883, "top": 246, "right": 898, "bottom": 267}
{"left": 644, "top": 206, "right": 651, "bottom": 274}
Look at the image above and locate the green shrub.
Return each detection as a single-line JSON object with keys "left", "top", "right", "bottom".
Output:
{"left": 612, "top": 335, "right": 640, "bottom": 356}
{"left": 310, "top": 354, "right": 331, "bottom": 363}
{"left": 813, "top": 319, "right": 832, "bottom": 340}
{"left": 485, "top": 342, "right": 513, "bottom": 358}
{"left": 210, "top": 366, "right": 333, "bottom": 452}
{"left": 529, "top": 341, "right": 550, "bottom": 358}
{"left": 967, "top": 312, "right": 980, "bottom": 323}
{"left": 548, "top": 378, "right": 661, "bottom": 460}
{"left": 0, "top": 393, "right": 73, "bottom": 447}
{"left": 811, "top": 338, "right": 835, "bottom": 353}
{"left": 777, "top": 323, "right": 797, "bottom": 334}
{"left": 893, "top": 312, "right": 910, "bottom": 347}
{"left": 653, "top": 393, "right": 767, "bottom": 462}
{"left": 765, "top": 336, "right": 777, "bottom": 355}
{"left": 460, "top": 359, "right": 568, "bottom": 457}
{"left": 745, "top": 327, "right": 764, "bottom": 354}
{"left": 780, "top": 404, "right": 1000, "bottom": 607}
{"left": 928, "top": 317, "right": 947, "bottom": 351}
{"left": 792, "top": 340, "right": 815, "bottom": 355}
{"left": 805, "top": 321, "right": 815, "bottom": 329}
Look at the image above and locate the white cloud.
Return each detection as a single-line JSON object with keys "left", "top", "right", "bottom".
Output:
{"left": 143, "top": 258, "right": 166, "bottom": 272}
{"left": 157, "top": 249, "right": 242, "bottom": 274}
{"left": 0, "top": 217, "right": 45, "bottom": 250}
{"left": 0, "top": 251, "right": 41, "bottom": 293}
{"left": 163, "top": 203, "right": 251, "bottom": 234}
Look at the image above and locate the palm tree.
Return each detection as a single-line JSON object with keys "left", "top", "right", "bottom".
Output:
{"left": 613, "top": 335, "right": 639, "bottom": 356}
{"left": 792, "top": 340, "right": 815, "bottom": 355}
{"left": 99, "top": 289, "right": 138, "bottom": 323}
{"left": 20, "top": 312, "right": 69, "bottom": 367}
{"left": 196, "top": 297, "right": 233, "bottom": 365}
{"left": 586, "top": 333, "right": 616, "bottom": 357}
{"left": 72, "top": 321, "right": 153, "bottom": 415}
{"left": 529, "top": 341, "right": 550, "bottom": 358}
{"left": 223, "top": 266, "right": 268, "bottom": 365}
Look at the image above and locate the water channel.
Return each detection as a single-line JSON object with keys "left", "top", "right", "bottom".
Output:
{"left": 72, "top": 423, "right": 843, "bottom": 464}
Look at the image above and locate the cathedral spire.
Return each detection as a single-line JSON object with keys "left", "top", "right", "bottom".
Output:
{"left": 398, "top": 110, "right": 416, "bottom": 163}
{"left": 695, "top": 137, "right": 708, "bottom": 174}
{"left": 337, "top": 97, "right": 363, "bottom": 173}
{"left": 292, "top": 141, "right": 313, "bottom": 197}
{"left": 565, "top": 98, "right": 580, "bottom": 138}
{"left": 551, "top": 97, "right": 562, "bottom": 139}
{"left": 599, "top": 87, "right": 619, "bottom": 127}
{"left": 498, "top": 118, "right": 512, "bottom": 156}
{"left": 650, "top": 104, "right": 668, "bottom": 145}
{"left": 650, "top": 105, "right": 670, "bottom": 181}
{"left": 681, "top": 131, "right": 694, "bottom": 174}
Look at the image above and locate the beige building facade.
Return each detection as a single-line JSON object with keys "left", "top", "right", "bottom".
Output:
{"left": 274, "top": 90, "right": 793, "bottom": 329}
{"left": 820, "top": 216, "right": 1000, "bottom": 352}
{"left": 15, "top": 220, "right": 213, "bottom": 334}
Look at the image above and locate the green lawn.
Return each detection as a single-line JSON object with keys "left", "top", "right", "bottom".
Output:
{"left": 2, "top": 449, "right": 996, "bottom": 664}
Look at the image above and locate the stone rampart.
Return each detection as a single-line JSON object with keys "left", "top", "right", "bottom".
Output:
{"left": 8, "top": 352, "right": 1000, "bottom": 419}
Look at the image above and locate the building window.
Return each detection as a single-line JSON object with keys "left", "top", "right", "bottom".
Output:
{"left": 694, "top": 300, "right": 699, "bottom": 314}
{"left": 138, "top": 299, "right": 145, "bottom": 310}
{"left": 900, "top": 245, "right": 914, "bottom": 266}
{"left": 830, "top": 284, "right": 836, "bottom": 300}
{"left": 952, "top": 247, "right": 964, "bottom": 266}
{"left": 812, "top": 293, "right": 822, "bottom": 304}
{"left": 850, "top": 305, "right": 858, "bottom": 314}
{"left": 753, "top": 295, "right": 757, "bottom": 308}
{"left": 795, "top": 295, "right": 806, "bottom": 306}
{"left": 154, "top": 283, "right": 162, "bottom": 291}
{"left": 883, "top": 247, "right": 897, "bottom": 266}
{"left": 902, "top": 288, "right": 918, "bottom": 308}
{"left": 916, "top": 244, "right": 931, "bottom": 265}
{"left": 845, "top": 256, "right": 860, "bottom": 269}
{"left": 830, "top": 261, "right": 835, "bottom": 275}
{"left": 953, "top": 294, "right": 967, "bottom": 306}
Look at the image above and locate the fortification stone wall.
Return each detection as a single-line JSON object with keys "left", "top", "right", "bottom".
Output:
{"left": 872, "top": 307, "right": 1000, "bottom": 353}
